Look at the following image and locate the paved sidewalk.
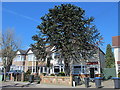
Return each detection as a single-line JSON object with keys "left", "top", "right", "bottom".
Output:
{"left": 31, "top": 79, "right": 114, "bottom": 88}
{"left": 1, "top": 79, "right": 115, "bottom": 88}
{"left": 2, "top": 81, "right": 31, "bottom": 88}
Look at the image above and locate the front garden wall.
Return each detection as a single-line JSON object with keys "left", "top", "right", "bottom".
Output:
{"left": 40, "top": 75, "right": 72, "bottom": 86}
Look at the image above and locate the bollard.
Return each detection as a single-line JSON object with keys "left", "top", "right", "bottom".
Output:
{"left": 73, "top": 81, "right": 76, "bottom": 87}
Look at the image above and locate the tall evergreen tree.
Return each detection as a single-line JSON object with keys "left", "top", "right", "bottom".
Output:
{"left": 31, "top": 4, "right": 103, "bottom": 75}
{"left": 105, "top": 44, "right": 115, "bottom": 68}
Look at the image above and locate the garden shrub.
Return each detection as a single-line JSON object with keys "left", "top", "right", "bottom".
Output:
{"left": 42, "top": 73, "right": 46, "bottom": 76}
{"left": 24, "top": 70, "right": 31, "bottom": 81}
{"left": 118, "top": 72, "right": 120, "bottom": 77}
{"left": 58, "top": 72, "right": 65, "bottom": 76}
{"left": 50, "top": 73, "right": 55, "bottom": 76}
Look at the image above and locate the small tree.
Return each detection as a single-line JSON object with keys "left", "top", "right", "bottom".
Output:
{"left": 31, "top": 4, "right": 103, "bottom": 75}
{"left": 1, "top": 29, "right": 21, "bottom": 81}
{"left": 105, "top": 44, "right": 115, "bottom": 68}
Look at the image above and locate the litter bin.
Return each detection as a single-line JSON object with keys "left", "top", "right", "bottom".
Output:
{"left": 29, "top": 75, "right": 34, "bottom": 83}
{"left": 73, "top": 76, "right": 81, "bottom": 86}
{"left": 112, "top": 77, "right": 120, "bottom": 89}
{"left": 74, "top": 76, "right": 80, "bottom": 85}
{"left": 84, "top": 77, "right": 89, "bottom": 88}
{"left": 94, "top": 77, "right": 103, "bottom": 88}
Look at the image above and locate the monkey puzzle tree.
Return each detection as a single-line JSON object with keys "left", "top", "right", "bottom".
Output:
{"left": 31, "top": 4, "right": 103, "bottom": 75}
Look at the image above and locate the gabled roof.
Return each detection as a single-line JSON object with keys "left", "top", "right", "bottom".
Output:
{"left": 98, "top": 47, "right": 105, "bottom": 55}
{"left": 26, "top": 45, "right": 54, "bottom": 54}
{"left": 17, "top": 49, "right": 26, "bottom": 55}
{"left": 112, "top": 36, "right": 120, "bottom": 47}
{"left": 26, "top": 48, "right": 39, "bottom": 55}
{"left": 25, "top": 48, "right": 34, "bottom": 54}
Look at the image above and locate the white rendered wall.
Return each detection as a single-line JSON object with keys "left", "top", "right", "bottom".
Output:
{"left": 113, "top": 47, "right": 120, "bottom": 77}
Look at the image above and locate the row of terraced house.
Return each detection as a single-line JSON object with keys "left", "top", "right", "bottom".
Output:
{"left": 0, "top": 45, "right": 105, "bottom": 78}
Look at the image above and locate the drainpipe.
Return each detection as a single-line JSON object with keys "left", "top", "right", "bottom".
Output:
{"left": 35, "top": 57, "right": 36, "bottom": 74}
{"left": 32, "top": 56, "right": 33, "bottom": 74}
{"left": 98, "top": 48, "right": 102, "bottom": 76}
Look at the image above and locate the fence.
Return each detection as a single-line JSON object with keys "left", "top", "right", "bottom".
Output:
{"left": 102, "top": 68, "right": 116, "bottom": 79}
{"left": 5, "top": 73, "right": 24, "bottom": 81}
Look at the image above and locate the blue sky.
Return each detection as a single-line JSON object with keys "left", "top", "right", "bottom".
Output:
{"left": 2, "top": 2, "right": 118, "bottom": 53}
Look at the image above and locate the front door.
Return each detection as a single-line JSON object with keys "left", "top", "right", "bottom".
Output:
{"left": 90, "top": 68, "right": 95, "bottom": 78}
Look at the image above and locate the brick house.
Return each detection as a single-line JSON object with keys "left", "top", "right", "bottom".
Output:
{"left": 10, "top": 49, "right": 38, "bottom": 74}
{"left": 10, "top": 46, "right": 65, "bottom": 75}
{"left": 10, "top": 49, "right": 26, "bottom": 71}
{"left": 25, "top": 46, "right": 65, "bottom": 75}
{"left": 25, "top": 48, "right": 37, "bottom": 73}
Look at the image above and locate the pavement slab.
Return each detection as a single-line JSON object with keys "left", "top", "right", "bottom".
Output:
{"left": 1, "top": 79, "right": 115, "bottom": 88}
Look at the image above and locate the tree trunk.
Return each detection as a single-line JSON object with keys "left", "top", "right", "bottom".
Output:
{"left": 4, "top": 67, "right": 6, "bottom": 81}
{"left": 6, "top": 65, "right": 11, "bottom": 72}
{"left": 64, "top": 64, "right": 70, "bottom": 76}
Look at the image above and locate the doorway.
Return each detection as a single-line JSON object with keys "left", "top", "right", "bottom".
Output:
{"left": 90, "top": 68, "right": 95, "bottom": 78}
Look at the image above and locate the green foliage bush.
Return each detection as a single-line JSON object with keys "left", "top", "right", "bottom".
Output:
{"left": 24, "top": 70, "right": 31, "bottom": 81}
{"left": 26, "top": 70, "right": 31, "bottom": 75}
{"left": 50, "top": 73, "right": 55, "bottom": 76}
{"left": 58, "top": 72, "right": 65, "bottom": 76}
{"left": 42, "top": 73, "right": 46, "bottom": 76}
{"left": 118, "top": 72, "right": 120, "bottom": 77}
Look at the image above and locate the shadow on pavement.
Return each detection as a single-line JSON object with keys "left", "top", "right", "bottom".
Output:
{"left": 2, "top": 82, "right": 34, "bottom": 88}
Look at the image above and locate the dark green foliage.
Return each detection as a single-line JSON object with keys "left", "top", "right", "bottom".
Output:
{"left": 25, "top": 69, "right": 31, "bottom": 75}
{"left": 31, "top": 4, "right": 103, "bottom": 75}
{"left": 118, "top": 72, "right": 120, "bottom": 77}
{"left": 58, "top": 72, "right": 65, "bottom": 76}
{"left": 24, "top": 70, "right": 31, "bottom": 81}
{"left": 105, "top": 44, "right": 115, "bottom": 68}
{"left": 42, "top": 73, "right": 46, "bottom": 76}
{"left": 50, "top": 73, "right": 55, "bottom": 76}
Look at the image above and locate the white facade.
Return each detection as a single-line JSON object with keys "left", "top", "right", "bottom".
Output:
{"left": 38, "top": 51, "right": 65, "bottom": 75}
{"left": 113, "top": 48, "right": 120, "bottom": 77}
{"left": 112, "top": 36, "right": 120, "bottom": 77}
